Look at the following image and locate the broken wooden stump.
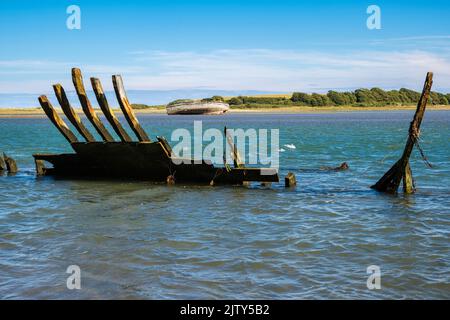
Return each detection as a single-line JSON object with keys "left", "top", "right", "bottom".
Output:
{"left": 3, "top": 153, "right": 18, "bottom": 173}
{"left": 284, "top": 172, "right": 296, "bottom": 187}
{"left": 167, "top": 175, "right": 176, "bottom": 185}
{"left": 35, "top": 159, "right": 46, "bottom": 176}
{"left": 335, "top": 162, "right": 349, "bottom": 171}
{"left": 371, "top": 72, "right": 433, "bottom": 194}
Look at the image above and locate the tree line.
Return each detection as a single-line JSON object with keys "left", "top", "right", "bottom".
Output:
{"left": 226, "top": 88, "right": 450, "bottom": 107}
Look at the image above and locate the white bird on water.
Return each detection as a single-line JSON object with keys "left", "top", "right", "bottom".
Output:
{"left": 284, "top": 144, "right": 296, "bottom": 150}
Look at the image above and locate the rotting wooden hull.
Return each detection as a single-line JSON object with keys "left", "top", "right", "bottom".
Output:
{"left": 33, "top": 141, "right": 278, "bottom": 184}
{"left": 166, "top": 102, "right": 229, "bottom": 115}
{"left": 34, "top": 68, "right": 277, "bottom": 185}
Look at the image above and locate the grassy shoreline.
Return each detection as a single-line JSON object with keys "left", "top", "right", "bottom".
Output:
{"left": 1, "top": 105, "right": 450, "bottom": 118}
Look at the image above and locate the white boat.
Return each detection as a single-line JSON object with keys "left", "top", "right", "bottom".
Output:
{"left": 166, "top": 99, "right": 229, "bottom": 115}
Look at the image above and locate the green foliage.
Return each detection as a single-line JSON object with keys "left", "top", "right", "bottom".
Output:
{"left": 226, "top": 96, "right": 290, "bottom": 105}
{"left": 399, "top": 88, "right": 420, "bottom": 103}
{"left": 167, "top": 99, "right": 195, "bottom": 106}
{"left": 355, "top": 88, "right": 375, "bottom": 104}
{"left": 131, "top": 104, "right": 165, "bottom": 109}
{"left": 201, "top": 96, "right": 225, "bottom": 103}
{"left": 290, "top": 87, "right": 450, "bottom": 107}
{"left": 326, "top": 90, "right": 357, "bottom": 105}
{"left": 166, "top": 88, "right": 450, "bottom": 110}
{"left": 429, "top": 92, "right": 449, "bottom": 105}
{"left": 228, "top": 97, "right": 244, "bottom": 105}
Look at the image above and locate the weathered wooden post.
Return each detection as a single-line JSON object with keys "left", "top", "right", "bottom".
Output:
{"left": 35, "top": 159, "right": 46, "bottom": 176}
{"left": 3, "top": 153, "right": 18, "bottom": 173}
{"left": 371, "top": 72, "right": 433, "bottom": 194}
{"left": 166, "top": 175, "right": 176, "bottom": 185}
{"left": 285, "top": 172, "right": 297, "bottom": 187}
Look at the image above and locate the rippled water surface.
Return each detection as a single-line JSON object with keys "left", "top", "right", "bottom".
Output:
{"left": 0, "top": 111, "right": 449, "bottom": 299}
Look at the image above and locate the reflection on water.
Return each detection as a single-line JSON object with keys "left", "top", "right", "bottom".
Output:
{"left": 0, "top": 111, "right": 449, "bottom": 299}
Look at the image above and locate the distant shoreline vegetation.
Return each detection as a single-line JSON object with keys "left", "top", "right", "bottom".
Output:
{"left": 228, "top": 88, "right": 450, "bottom": 108}
{"left": 132, "top": 88, "right": 450, "bottom": 109}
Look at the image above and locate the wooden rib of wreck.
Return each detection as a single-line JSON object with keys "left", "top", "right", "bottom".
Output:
{"left": 33, "top": 68, "right": 278, "bottom": 185}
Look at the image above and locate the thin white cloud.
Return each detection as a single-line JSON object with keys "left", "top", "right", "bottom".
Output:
{"left": 123, "top": 49, "right": 450, "bottom": 92}
{"left": 1, "top": 49, "right": 450, "bottom": 93}
{"left": 369, "top": 35, "right": 450, "bottom": 43}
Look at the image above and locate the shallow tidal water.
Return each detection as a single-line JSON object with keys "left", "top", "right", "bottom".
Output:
{"left": 0, "top": 111, "right": 449, "bottom": 299}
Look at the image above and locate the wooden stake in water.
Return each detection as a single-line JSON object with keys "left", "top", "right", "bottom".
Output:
{"left": 371, "top": 72, "right": 433, "bottom": 194}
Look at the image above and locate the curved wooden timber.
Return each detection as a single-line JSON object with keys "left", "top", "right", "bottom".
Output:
{"left": 112, "top": 75, "right": 151, "bottom": 142}
{"left": 53, "top": 84, "right": 96, "bottom": 142}
{"left": 91, "top": 77, "right": 132, "bottom": 142}
{"left": 72, "top": 68, "right": 114, "bottom": 142}
{"left": 38, "top": 95, "right": 78, "bottom": 143}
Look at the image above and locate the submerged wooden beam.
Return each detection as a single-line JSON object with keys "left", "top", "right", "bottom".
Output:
{"left": 72, "top": 68, "right": 114, "bottom": 142}
{"left": 53, "top": 84, "right": 96, "bottom": 142}
{"left": 371, "top": 72, "right": 433, "bottom": 193}
{"left": 38, "top": 95, "right": 78, "bottom": 143}
{"left": 112, "top": 75, "right": 151, "bottom": 142}
{"left": 91, "top": 77, "right": 132, "bottom": 142}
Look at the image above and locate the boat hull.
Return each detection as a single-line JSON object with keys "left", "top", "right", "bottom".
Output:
{"left": 166, "top": 102, "right": 229, "bottom": 115}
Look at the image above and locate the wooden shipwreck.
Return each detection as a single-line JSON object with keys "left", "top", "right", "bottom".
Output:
{"left": 33, "top": 68, "right": 279, "bottom": 185}
{"left": 166, "top": 99, "right": 229, "bottom": 115}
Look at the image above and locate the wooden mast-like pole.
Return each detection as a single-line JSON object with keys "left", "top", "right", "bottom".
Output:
{"left": 371, "top": 72, "right": 433, "bottom": 193}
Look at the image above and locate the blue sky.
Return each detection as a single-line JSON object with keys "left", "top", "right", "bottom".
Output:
{"left": 0, "top": 0, "right": 449, "bottom": 97}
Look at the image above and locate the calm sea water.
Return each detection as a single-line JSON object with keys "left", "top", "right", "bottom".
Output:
{"left": 0, "top": 111, "right": 449, "bottom": 299}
